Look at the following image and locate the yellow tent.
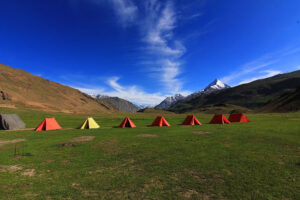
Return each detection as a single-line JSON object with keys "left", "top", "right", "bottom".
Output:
{"left": 79, "top": 117, "right": 100, "bottom": 129}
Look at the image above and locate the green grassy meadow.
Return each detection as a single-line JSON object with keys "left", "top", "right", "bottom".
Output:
{"left": 0, "top": 108, "right": 299, "bottom": 199}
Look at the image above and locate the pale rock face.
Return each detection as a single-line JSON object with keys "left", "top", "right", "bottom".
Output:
{"left": 93, "top": 94, "right": 140, "bottom": 113}
{"left": 155, "top": 94, "right": 185, "bottom": 109}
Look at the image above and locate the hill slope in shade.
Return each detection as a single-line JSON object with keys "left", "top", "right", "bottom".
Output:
{"left": 96, "top": 95, "right": 139, "bottom": 113}
{"left": 259, "top": 87, "right": 300, "bottom": 112}
{"left": 137, "top": 108, "right": 174, "bottom": 114}
{"left": 190, "top": 104, "right": 252, "bottom": 114}
{"left": 169, "top": 70, "right": 300, "bottom": 113}
{"left": 0, "top": 63, "right": 114, "bottom": 113}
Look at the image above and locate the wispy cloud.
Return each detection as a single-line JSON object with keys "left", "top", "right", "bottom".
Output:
{"left": 141, "top": 1, "right": 186, "bottom": 93}
{"left": 221, "top": 47, "right": 300, "bottom": 86}
{"left": 239, "top": 70, "right": 281, "bottom": 85}
{"left": 221, "top": 58, "right": 278, "bottom": 85}
{"left": 82, "top": 0, "right": 192, "bottom": 94}
{"left": 76, "top": 77, "right": 165, "bottom": 106}
{"left": 186, "top": 13, "right": 203, "bottom": 20}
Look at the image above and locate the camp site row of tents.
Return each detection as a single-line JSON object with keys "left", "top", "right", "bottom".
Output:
{"left": 0, "top": 113, "right": 250, "bottom": 131}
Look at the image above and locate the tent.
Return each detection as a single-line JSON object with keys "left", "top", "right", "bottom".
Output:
{"left": 119, "top": 116, "right": 136, "bottom": 128}
{"left": 209, "top": 114, "right": 230, "bottom": 124}
{"left": 0, "top": 114, "right": 25, "bottom": 130}
{"left": 79, "top": 117, "right": 100, "bottom": 129}
{"left": 182, "top": 115, "right": 202, "bottom": 125}
{"left": 151, "top": 116, "right": 170, "bottom": 127}
{"left": 35, "top": 118, "right": 62, "bottom": 131}
{"left": 229, "top": 113, "right": 250, "bottom": 123}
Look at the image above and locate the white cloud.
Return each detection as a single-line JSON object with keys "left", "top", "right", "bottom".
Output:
{"left": 110, "top": 0, "right": 138, "bottom": 25}
{"left": 76, "top": 77, "right": 165, "bottom": 106}
{"left": 76, "top": 87, "right": 105, "bottom": 95}
{"left": 295, "top": 65, "right": 300, "bottom": 70}
{"left": 239, "top": 70, "right": 282, "bottom": 85}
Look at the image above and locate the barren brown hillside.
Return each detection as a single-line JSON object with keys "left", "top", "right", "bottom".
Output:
{"left": 0, "top": 63, "right": 115, "bottom": 113}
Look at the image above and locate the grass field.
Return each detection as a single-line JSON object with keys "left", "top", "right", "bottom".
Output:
{"left": 0, "top": 108, "right": 299, "bottom": 199}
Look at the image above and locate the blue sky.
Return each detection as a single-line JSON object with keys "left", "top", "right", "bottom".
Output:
{"left": 0, "top": 0, "right": 300, "bottom": 106}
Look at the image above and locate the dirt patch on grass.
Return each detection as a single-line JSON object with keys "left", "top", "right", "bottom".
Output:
{"left": 22, "top": 169, "right": 35, "bottom": 177}
{"left": 6, "top": 128, "right": 34, "bottom": 132}
{"left": 137, "top": 134, "right": 158, "bottom": 138}
{"left": 68, "top": 136, "right": 95, "bottom": 143}
{"left": 61, "top": 160, "right": 71, "bottom": 165}
{"left": 223, "top": 169, "right": 233, "bottom": 176}
{"left": 0, "top": 139, "right": 26, "bottom": 147}
{"left": 0, "top": 165, "right": 23, "bottom": 172}
{"left": 61, "top": 136, "right": 95, "bottom": 147}
{"left": 192, "top": 131, "right": 213, "bottom": 135}
{"left": 25, "top": 193, "right": 39, "bottom": 198}
{"left": 93, "top": 139, "right": 120, "bottom": 153}
{"left": 174, "top": 170, "right": 225, "bottom": 199}
{"left": 142, "top": 177, "right": 164, "bottom": 193}
{"left": 72, "top": 182, "right": 80, "bottom": 189}
{"left": 60, "top": 143, "right": 76, "bottom": 148}
{"left": 83, "top": 190, "right": 99, "bottom": 197}
{"left": 186, "top": 170, "right": 224, "bottom": 183}
{"left": 179, "top": 189, "right": 201, "bottom": 199}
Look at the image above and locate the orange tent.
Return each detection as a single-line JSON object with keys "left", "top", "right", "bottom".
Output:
{"left": 119, "top": 116, "right": 136, "bottom": 128}
{"left": 228, "top": 113, "right": 250, "bottom": 123}
{"left": 35, "top": 118, "right": 62, "bottom": 131}
{"left": 182, "top": 115, "right": 202, "bottom": 125}
{"left": 209, "top": 114, "right": 230, "bottom": 124}
{"left": 151, "top": 116, "right": 170, "bottom": 127}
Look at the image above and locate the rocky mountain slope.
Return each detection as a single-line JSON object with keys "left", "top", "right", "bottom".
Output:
{"left": 0, "top": 63, "right": 114, "bottom": 113}
{"left": 168, "top": 70, "right": 300, "bottom": 113}
{"left": 155, "top": 94, "right": 185, "bottom": 109}
{"left": 95, "top": 95, "right": 139, "bottom": 113}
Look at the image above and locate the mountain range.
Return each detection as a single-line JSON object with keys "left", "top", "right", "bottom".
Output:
{"left": 155, "top": 79, "right": 230, "bottom": 109}
{"left": 1, "top": 62, "right": 299, "bottom": 114}
{"left": 168, "top": 70, "right": 300, "bottom": 113}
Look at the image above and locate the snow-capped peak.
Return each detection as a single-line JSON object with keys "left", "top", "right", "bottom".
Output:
{"left": 184, "top": 79, "right": 230, "bottom": 100}
{"left": 204, "top": 79, "right": 230, "bottom": 91}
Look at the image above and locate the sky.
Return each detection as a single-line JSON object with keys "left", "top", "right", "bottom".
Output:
{"left": 0, "top": 0, "right": 300, "bottom": 106}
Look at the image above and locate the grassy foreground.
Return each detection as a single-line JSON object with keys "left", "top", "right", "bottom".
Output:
{"left": 0, "top": 108, "right": 299, "bottom": 199}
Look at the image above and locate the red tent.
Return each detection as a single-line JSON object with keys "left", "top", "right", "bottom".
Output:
{"left": 182, "top": 115, "right": 202, "bottom": 125}
{"left": 151, "top": 116, "right": 170, "bottom": 127}
{"left": 209, "top": 114, "right": 230, "bottom": 124}
{"left": 228, "top": 113, "right": 250, "bottom": 123}
{"left": 35, "top": 118, "right": 62, "bottom": 131}
{"left": 119, "top": 116, "right": 136, "bottom": 128}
